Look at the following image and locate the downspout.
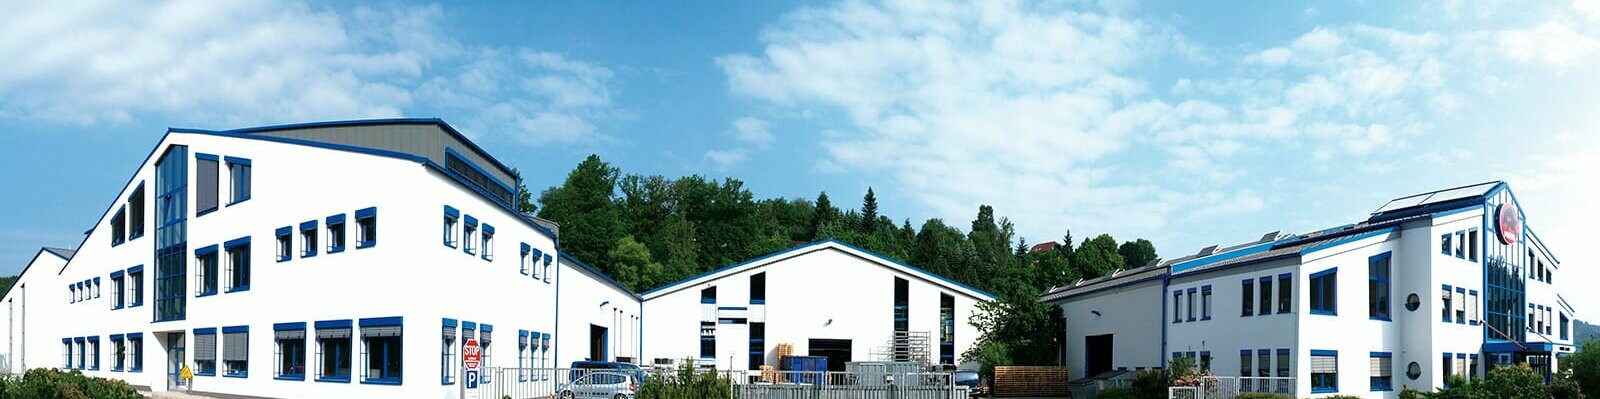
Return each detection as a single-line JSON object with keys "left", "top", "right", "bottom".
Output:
{"left": 1161, "top": 274, "right": 1170, "bottom": 370}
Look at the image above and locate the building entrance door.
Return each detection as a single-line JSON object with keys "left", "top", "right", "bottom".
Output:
{"left": 1085, "top": 334, "right": 1114, "bottom": 377}
{"left": 166, "top": 334, "right": 186, "bottom": 390}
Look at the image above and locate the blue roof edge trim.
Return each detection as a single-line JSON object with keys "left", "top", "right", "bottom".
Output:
{"left": 1558, "top": 295, "right": 1576, "bottom": 314}
{"left": 1171, "top": 241, "right": 1276, "bottom": 274}
{"left": 639, "top": 239, "right": 997, "bottom": 301}
{"left": 1300, "top": 226, "right": 1400, "bottom": 256}
{"left": 557, "top": 251, "right": 641, "bottom": 301}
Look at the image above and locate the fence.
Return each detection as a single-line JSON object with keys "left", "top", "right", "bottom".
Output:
{"left": 469, "top": 367, "right": 968, "bottom": 399}
{"left": 1166, "top": 376, "right": 1296, "bottom": 399}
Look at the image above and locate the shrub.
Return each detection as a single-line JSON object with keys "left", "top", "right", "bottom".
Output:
{"left": 1232, "top": 393, "right": 1292, "bottom": 399}
{"left": 1564, "top": 339, "right": 1600, "bottom": 397}
{"left": 1398, "top": 387, "right": 1428, "bottom": 399}
{"left": 1476, "top": 363, "right": 1545, "bottom": 399}
{"left": 1321, "top": 396, "right": 1363, "bottom": 399}
{"left": 635, "top": 361, "right": 732, "bottom": 399}
{"left": 1129, "top": 370, "right": 1169, "bottom": 399}
{"left": 0, "top": 368, "right": 141, "bottom": 399}
{"left": 1094, "top": 387, "right": 1139, "bottom": 399}
{"left": 1548, "top": 374, "right": 1583, "bottom": 399}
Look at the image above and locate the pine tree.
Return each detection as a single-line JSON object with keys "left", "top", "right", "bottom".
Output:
{"left": 860, "top": 188, "right": 879, "bottom": 233}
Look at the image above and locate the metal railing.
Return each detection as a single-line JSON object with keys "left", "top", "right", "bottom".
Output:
{"left": 1169, "top": 376, "right": 1296, "bottom": 399}
{"left": 467, "top": 367, "right": 969, "bottom": 399}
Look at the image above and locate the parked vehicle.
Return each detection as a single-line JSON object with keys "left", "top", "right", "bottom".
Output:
{"left": 954, "top": 369, "right": 988, "bottom": 398}
{"left": 558, "top": 371, "right": 638, "bottom": 399}
{"left": 569, "top": 361, "right": 648, "bottom": 384}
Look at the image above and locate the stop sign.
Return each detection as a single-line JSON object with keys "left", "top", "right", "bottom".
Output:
{"left": 463, "top": 339, "right": 482, "bottom": 370}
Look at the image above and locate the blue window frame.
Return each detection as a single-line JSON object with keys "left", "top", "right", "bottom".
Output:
{"left": 1311, "top": 349, "right": 1338, "bottom": 393}
{"left": 196, "top": 245, "right": 219, "bottom": 297}
{"left": 225, "top": 156, "right": 251, "bottom": 205}
{"left": 1241, "top": 278, "right": 1254, "bottom": 317}
{"left": 531, "top": 248, "right": 545, "bottom": 279}
{"left": 275, "top": 322, "right": 307, "bottom": 381}
{"left": 110, "top": 271, "right": 125, "bottom": 310}
{"left": 355, "top": 207, "right": 377, "bottom": 249}
{"left": 1186, "top": 288, "right": 1197, "bottom": 322}
{"left": 300, "top": 220, "right": 318, "bottom": 258}
{"left": 1369, "top": 252, "right": 1392, "bottom": 321}
{"left": 63, "top": 338, "right": 72, "bottom": 369}
{"left": 1440, "top": 233, "right": 1451, "bottom": 255}
{"left": 128, "top": 332, "right": 144, "bottom": 372}
{"left": 1455, "top": 231, "right": 1465, "bottom": 258}
{"left": 1258, "top": 276, "right": 1272, "bottom": 316}
{"left": 88, "top": 336, "right": 100, "bottom": 370}
{"left": 1455, "top": 287, "right": 1467, "bottom": 324}
{"left": 276, "top": 227, "right": 293, "bottom": 262}
{"left": 1173, "top": 290, "right": 1182, "bottom": 323}
{"left": 463, "top": 216, "right": 478, "bottom": 255}
{"left": 1443, "top": 284, "right": 1454, "bottom": 322}
{"left": 442, "top": 318, "right": 458, "bottom": 385}
{"left": 520, "top": 243, "right": 532, "bottom": 275}
{"left": 443, "top": 206, "right": 460, "bottom": 248}
{"left": 1469, "top": 290, "right": 1480, "bottom": 326}
{"left": 542, "top": 254, "right": 553, "bottom": 283}
{"left": 1371, "top": 352, "right": 1393, "bottom": 391}
{"left": 223, "top": 326, "right": 249, "bottom": 377}
{"left": 481, "top": 224, "right": 495, "bottom": 261}
{"left": 225, "top": 237, "right": 251, "bottom": 293}
{"left": 361, "top": 317, "right": 403, "bottom": 385}
{"left": 111, "top": 334, "right": 126, "bottom": 371}
{"left": 110, "top": 205, "right": 127, "bottom": 246}
{"left": 194, "top": 328, "right": 217, "bottom": 376}
{"left": 518, "top": 330, "right": 530, "bottom": 382}
{"left": 195, "top": 153, "right": 220, "bottom": 216}
{"left": 128, "top": 182, "right": 146, "bottom": 240}
{"left": 128, "top": 265, "right": 145, "bottom": 308}
{"left": 480, "top": 324, "right": 494, "bottom": 383}
{"left": 1277, "top": 273, "right": 1292, "bottom": 314}
{"left": 1201, "top": 285, "right": 1212, "bottom": 320}
{"left": 326, "top": 214, "right": 347, "bottom": 254}
{"left": 1310, "top": 267, "right": 1337, "bottom": 315}
{"left": 315, "top": 319, "right": 354, "bottom": 383}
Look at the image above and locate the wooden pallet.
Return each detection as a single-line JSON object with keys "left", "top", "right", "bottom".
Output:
{"left": 993, "top": 366, "right": 1070, "bottom": 397}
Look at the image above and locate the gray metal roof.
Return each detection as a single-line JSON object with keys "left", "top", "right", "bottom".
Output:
{"left": 1040, "top": 262, "right": 1167, "bottom": 302}
{"left": 42, "top": 247, "right": 76, "bottom": 260}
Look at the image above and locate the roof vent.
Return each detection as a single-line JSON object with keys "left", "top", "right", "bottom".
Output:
{"left": 1259, "top": 231, "right": 1281, "bottom": 243}
{"left": 1197, "top": 245, "right": 1218, "bottom": 256}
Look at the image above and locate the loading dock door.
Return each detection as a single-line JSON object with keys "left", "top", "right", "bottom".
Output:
{"left": 590, "top": 324, "right": 608, "bottom": 362}
{"left": 1085, "top": 334, "right": 1113, "bottom": 377}
{"left": 808, "top": 339, "right": 852, "bottom": 371}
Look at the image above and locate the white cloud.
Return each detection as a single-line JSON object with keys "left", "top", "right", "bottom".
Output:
{"left": 0, "top": 0, "right": 438, "bottom": 126}
{"left": 1574, "top": 0, "right": 1600, "bottom": 22}
{"left": 731, "top": 116, "right": 774, "bottom": 145}
{"left": 419, "top": 49, "right": 620, "bottom": 145}
{"left": 1497, "top": 20, "right": 1600, "bottom": 68}
{"left": 1245, "top": 47, "right": 1292, "bottom": 66}
{"left": 1515, "top": 130, "right": 1600, "bottom": 318}
{"left": 704, "top": 149, "right": 748, "bottom": 168}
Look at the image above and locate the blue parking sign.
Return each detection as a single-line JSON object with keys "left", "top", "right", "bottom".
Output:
{"left": 466, "top": 370, "right": 479, "bottom": 389}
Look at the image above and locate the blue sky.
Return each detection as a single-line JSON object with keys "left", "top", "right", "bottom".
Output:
{"left": 2, "top": 0, "right": 1598, "bottom": 316}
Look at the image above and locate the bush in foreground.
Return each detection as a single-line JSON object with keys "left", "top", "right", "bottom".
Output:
{"left": 0, "top": 368, "right": 141, "bottom": 399}
{"left": 635, "top": 361, "right": 732, "bottom": 399}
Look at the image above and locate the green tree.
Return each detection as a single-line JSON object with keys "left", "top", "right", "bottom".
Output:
{"left": 1561, "top": 339, "right": 1600, "bottom": 396}
{"left": 1477, "top": 363, "right": 1546, "bottom": 399}
{"left": 860, "top": 188, "right": 879, "bottom": 233}
{"left": 537, "top": 155, "right": 625, "bottom": 278}
{"left": 1118, "top": 239, "right": 1158, "bottom": 268}
{"left": 810, "top": 192, "right": 839, "bottom": 241}
{"left": 1073, "top": 234, "right": 1125, "bottom": 279}
{"left": 607, "top": 236, "right": 662, "bottom": 291}
{"left": 511, "top": 167, "right": 537, "bottom": 217}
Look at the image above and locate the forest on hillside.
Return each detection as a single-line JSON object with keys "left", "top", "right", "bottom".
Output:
{"left": 522, "top": 155, "right": 1161, "bottom": 369}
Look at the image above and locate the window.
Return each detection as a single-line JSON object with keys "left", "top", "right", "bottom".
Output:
{"left": 355, "top": 207, "right": 376, "bottom": 248}
{"left": 1469, "top": 355, "right": 1479, "bottom": 381}
{"left": 276, "top": 322, "right": 306, "bottom": 380}
{"left": 1173, "top": 290, "right": 1182, "bottom": 323}
{"left": 226, "top": 157, "right": 251, "bottom": 204}
{"left": 1239, "top": 350, "right": 1253, "bottom": 392}
{"left": 195, "top": 328, "right": 217, "bottom": 376}
{"left": 1186, "top": 288, "right": 1197, "bottom": 322}
{"left": 443, "top": 206, "right": 460, "bottom": 248}
{"left": 1258, "top": 349, "right": 1270, "bottom": 383}
{"left": 129, "top": 333, "right": 143, "bottom": 372}
{"left": 743, "top": 321, "right": 765, "bottom": 370}
{"left": 442, "top": 318, "right": 457, "bottom": 385}
{"left": 111, "top": 334, "right": 126, "bottom": 371}
{"left": 1242, "top": 279, "right": 1254, "bottom": 316}
{"left": 1310, "top": 268, "right": 1336, "bottom": 315}
{"left": 226, "top": 238, "right": 251, "bottom": 292}
{"left": 129, "top": 266, "right": 144, "bottom": 307}
{"left": 300, "top": 220, "right": 318, "bottom": 258}
{"left": 702, "top": 287, "right": 717, "bottom": 304}
{"left": 1311, "top": 350, "right": 1338, "bottom": 393}
{"left": 939, "top": 293, "right": 955, "bottom": 364}
{"left": 1200, "top": 351, "right": 1212, "bottom": 372}
{"left": 361, "top": 317, "right": 403, "bottom": 385}
{"left": 700, "top": 321, "right": 716, "bottom": 359}
{"left": 532, "top": 248, "right": 546, "bottom": 279}
{"left": 893, "top": 277, "right": 909, "bottom": 332}
{"left": 129, "top": 183, "right": 145, "bottom": 239}
{"left": 539, "top": 333, "right": 550, "bottom": 380}
{"left": 520, "top": 244, "right": 532, "bottom": 275}
{"left": 518, "top": 330, "right": 531, "bottom": 381}
{"left": 326, "top": 214, "right": 346, "bottom": 254}
{"left": 196, "top": 154, "right": 220, "bottom": 215}
{"left": 1201, "top": 286, "right": 1213, "bottom": 320}
{"left": 542, "top": 254, "right": 553, "bottom": 283}
{"left": 196, "top": 245, "right": 219, "bottom": 297}
{"left": 481, "top": 224, "right": 495, "bottom": 261}
{"left": 1562, "top": 313, "right": 1570, "bottom": 340}
{"left": 1277, "top": 273, "right": 1292, "bottom": 314}
{"left": 444, "top": 149, "right": 516, "bottom": 205}
{"left": 62, "top": 338, "right": 71, "bottom": 368}
{"left": 1468, "top": 290, "right": 1479, "bottom": 325}
{"left": 89, "top": 336, "right": 100, "bottom": 370}
{"left": 276, "top": 227, "right": 292, "bottom": 262}
{"left": 111, "top": 207, "right": 127, "bottom": 246}
{"left": 480, "top": 325, "right": 493, "bottom": 383}
{"left": 223, "top": 326, "right": 249, "bottom": 377}
{"left": 1441, "top": 233, "right": 1451, "bottom": 255}
{"left": 751, "top": 272, "right": 767, "bottom": 304}
{"left": 1277, "top": 348, "right": 1290, "bottom": 378}
{"left": 110, "top": 272, "right": 125, "bottom": 310}
{"left": 1369, "top": 253, "right": 1392, "bottom": 320}
{"left": 1455, "top": 288, "right": 1466, "bottom": 324}
{"left": 1467, "top": 229, "right": 1479, "bottom": 262}
{"left": 316, "top": 320, "right": 353, "bottom": 383}
{"left": 1258, "top": 277, "right": 1272, "bottom": 316}
{"left": 1455, "top": 231, "right": 1466, "bottom": 258}
{"left": 1371, "top": 352, "right": 1393, "bottom": 391}
{"left": 1443, "top": 353, "right": 1455, "bottom": 378}
{"left": 463, "top": 216, "right": 478, "bottom": 255}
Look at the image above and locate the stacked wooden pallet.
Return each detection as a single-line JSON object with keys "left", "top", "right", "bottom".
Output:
{"left": 993, "top": 366, "right": 1070, "bottom": 397}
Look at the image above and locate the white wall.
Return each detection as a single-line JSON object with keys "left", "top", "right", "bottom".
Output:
{"left": 1057, "top": 276, "right": 1163, "bottom": 379}
{"left": 554, "top": 256, "right": 641, "bottom": 368}
{"left": 1168, "top": 258, "right": 1300, "bottom": 384}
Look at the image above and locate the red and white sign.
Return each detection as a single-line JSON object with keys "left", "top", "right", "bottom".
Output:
{"left": 463, "top": 339, "right": 482, "bottom": 370}
{"left": 1497, "top": 203, "right": 1522, "bottom": 245}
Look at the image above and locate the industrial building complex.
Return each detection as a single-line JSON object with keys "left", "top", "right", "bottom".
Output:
{"left": 0, "top": 119, "right": 995, "bottom": 398}
{"left": 1045, "top": 181, "right": 1575, "bottom": 398}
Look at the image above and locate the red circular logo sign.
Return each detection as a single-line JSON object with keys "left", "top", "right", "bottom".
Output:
{"left": 1497, "top": 203, "right": 1521, "bottom": 244}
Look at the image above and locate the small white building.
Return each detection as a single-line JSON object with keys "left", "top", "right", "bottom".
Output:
{"left": 639, "top": 239, "right": 995, "bottom": 372}
{"left": 1044, "top": 182, "right": 1576, "bottom": 398}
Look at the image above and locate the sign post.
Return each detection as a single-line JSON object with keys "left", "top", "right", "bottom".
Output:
{"left": 464, "top": 338, "right": 481, "bottom": 399}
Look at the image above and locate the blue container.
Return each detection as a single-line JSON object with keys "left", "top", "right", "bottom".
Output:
{"left": 781, "top": 356, "right": 828, "bottom": 384}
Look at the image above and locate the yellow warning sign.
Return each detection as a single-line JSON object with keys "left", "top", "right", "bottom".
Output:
{"left": 180, "top": 364, "right": 193, "bottom": 380}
